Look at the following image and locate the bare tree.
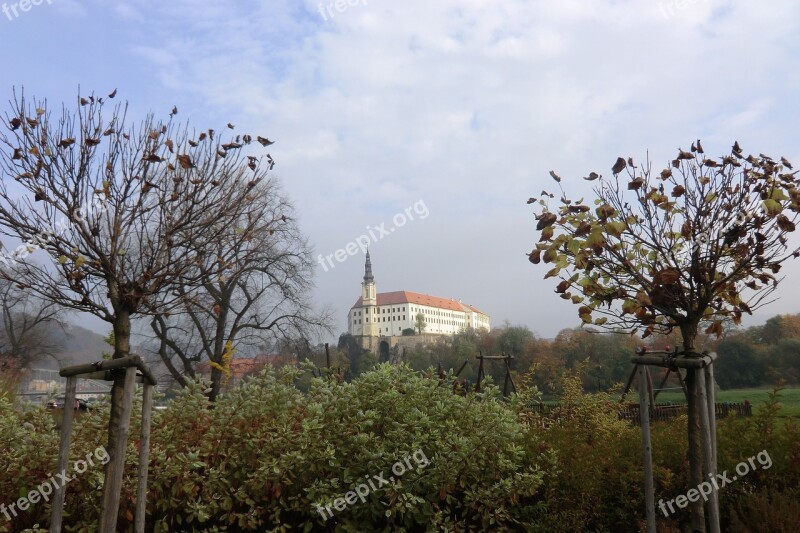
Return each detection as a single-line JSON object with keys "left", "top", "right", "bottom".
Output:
{"left": 529, "top": 141, "right": 799, "bottom": 530}
{"left": 147, "top": 176, "right": 331, "bottom": 400}
{"left": 0, "top": 88, "right": 276, "bottom": 522}
{"left": 0, "top": 277, "right": 67, "bottom": 368}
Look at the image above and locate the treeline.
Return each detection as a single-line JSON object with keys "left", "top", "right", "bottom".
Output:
{"left": 332, "top": 313, "right": 800, "bottom": 393}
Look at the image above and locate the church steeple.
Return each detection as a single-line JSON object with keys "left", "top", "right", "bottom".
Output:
{"left": 364, "top": 250, "right": 374, "bottom": 283}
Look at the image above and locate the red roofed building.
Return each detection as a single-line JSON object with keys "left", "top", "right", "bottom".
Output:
{"left": 348, "top": 252, "right": 490, "bottom": 354}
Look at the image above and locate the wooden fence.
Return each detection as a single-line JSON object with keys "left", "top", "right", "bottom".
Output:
{"left": 527, "top": 401, "right": 752, "bottom": 426}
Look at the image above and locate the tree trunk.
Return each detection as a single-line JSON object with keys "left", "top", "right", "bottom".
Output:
{"left": 681, "top": 322, "right": 706, "bottom": 532}
{"left": 209, "top": 365, "right": 223, "bottom": 402}
{"left": 101, "top": 308, "right": 131, "bottom": 527}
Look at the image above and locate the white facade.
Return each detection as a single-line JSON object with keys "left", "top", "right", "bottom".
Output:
{"left": 349, "top": 252, "right": 490, "bottom": 338}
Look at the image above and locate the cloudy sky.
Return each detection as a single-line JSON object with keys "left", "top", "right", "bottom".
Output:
{"left": 2, "top": 0, "right": 800, "bottom": 340}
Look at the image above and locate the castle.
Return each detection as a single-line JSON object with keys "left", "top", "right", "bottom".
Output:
{"left": 348, "top": 252, "right": 490, "bottom": 357}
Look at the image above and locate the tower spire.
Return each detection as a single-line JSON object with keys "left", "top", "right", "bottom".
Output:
{"left": 364, "top": 250, "right": 374, "bottom": 283}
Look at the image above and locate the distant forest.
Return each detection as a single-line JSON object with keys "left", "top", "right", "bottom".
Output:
{"left": 337, "top": 314, "right": 800, "bottom": 394}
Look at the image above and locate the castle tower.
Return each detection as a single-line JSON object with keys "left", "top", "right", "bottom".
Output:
{"left": 361, "top": 251, "right": 378, "bottom": 346}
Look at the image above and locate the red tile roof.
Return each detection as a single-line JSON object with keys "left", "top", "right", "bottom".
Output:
{"left": 352, "top": 290, "right": 486, "bottom": 315}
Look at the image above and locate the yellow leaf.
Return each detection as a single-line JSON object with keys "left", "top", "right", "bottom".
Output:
{"left": 58, "top": 255, "right": 67, "bottom": 264}
{"left": 762, "top": 199, "right": 782, "bottom": 217}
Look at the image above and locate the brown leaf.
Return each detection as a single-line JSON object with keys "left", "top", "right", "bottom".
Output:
{"left": 108, "top": 88, "right": 117, "bottom": 98}
{"left": 85, "top": 138, "right": 101, "bottom": 146}
{"left": 655, "top": 267, "right": 681, "bottom": 285}
{"left": 704, "top": 321, "right": 723, "bottom": 338}
{"left": 143, "top": 154, "right": 163, "bottom": 163}
{"left": 12, "top": 148, "right": 23, "bottom": 160}
{"left": 776, "top": 215, "right": 796, "bottom": 232}
{"left": 556, "top": 280, "right": 570, "bottom": 293}
{"left": 672, "top": 185, "right": 686, "bottom": 197}
{"left": 549, "top": 170, "right": 562, "bottom": 183}
{"left": 628, "top": 177, "right": 644, "bottom": 190}
{"left": 575, "top": 222, "right": 592, "bottom": 237}
{"left": 177, "top": 154, "right": 194, "bottom": 169}
{"left": 257, "top": 136, "right": 274, "bottom": 146}
{"left": 536, "top": 212, "right": 557, "bottom": 230}
{"left": 612, "top": 157, "right": 626, "bottom": 174}
{"left": 165, "top": 139, "right": 174, "bottom": 153}
{"left": 58, "top": 138, "right": 76, "bottom": 149}
{"left": 528, "top": 250, "right": 541, "bottom": 264}
{"left": 221, "top": 142, "right": 242, "bottom": 150}
{"left": 9, "top": 117, "right": 22, "bottom": 130}
{"left": 568, "top": 205, "right": 590, "bottom": 213}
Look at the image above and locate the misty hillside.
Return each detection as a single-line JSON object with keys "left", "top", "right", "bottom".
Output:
{"left": 33, "top": 323, "right": 111, "bottom": 370}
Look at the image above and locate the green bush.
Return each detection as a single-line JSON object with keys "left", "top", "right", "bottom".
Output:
{"left": 2, "top": 367, "right": 797, "bottom": 532}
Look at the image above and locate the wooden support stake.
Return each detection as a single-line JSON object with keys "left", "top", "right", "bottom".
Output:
{"left": 135, "top": 383, "right": 154, "bottom": 533}
{"left": 638, "top": 364, "right": 656, "bottom": 533}
{"left": 653, "top": 369, "right": 671, "bottom": 401}
{"left": 100, "top": 366, "right": 137, "bottom": 532}
{"left": 676, "top": 368, "right": 689, "bottom": 399}
{"left": 50, "top": 376, "right": 77, "bottom": 533}
{"left": 704, "top": 363, "right": 720, "bottom": 532}
{"left": 696, "top": 367, "right": 720, "bottom": 533}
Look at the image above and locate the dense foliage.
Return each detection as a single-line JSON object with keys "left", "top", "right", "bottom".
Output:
{"left": 2, "top": 365, "right": 798, "bottom": 532}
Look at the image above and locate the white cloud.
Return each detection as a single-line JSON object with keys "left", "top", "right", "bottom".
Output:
{"left": 5, "top": 0, "right": 800, "bottom": 338}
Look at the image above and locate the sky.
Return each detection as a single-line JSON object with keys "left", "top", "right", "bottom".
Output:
{"left": 1, "top": 0, "right": 800, "bottom": 341}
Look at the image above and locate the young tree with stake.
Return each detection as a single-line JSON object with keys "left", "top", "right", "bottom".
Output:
{"left": 0, "top": 88, "right": 277, "bottom": 526}
{"left": 528, "top": 140, "right": 799, "bottom": 531}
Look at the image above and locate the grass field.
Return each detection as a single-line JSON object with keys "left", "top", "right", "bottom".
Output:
{"left": 633, "top": 386, "right": 800, "bottom": 418}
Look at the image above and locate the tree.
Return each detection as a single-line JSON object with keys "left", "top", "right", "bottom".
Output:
{"left": 529, "top": 141, "right": 799, "bottom": 530}
{"left": 715, "top": 335, "right": 765, "bottom": 388}
{"left": 0, "top": 88, "right": 276, "bottom": 523}
{"left": 147, "top": 177, "right": 330, "bottom": 400}
{"left": 415, "top": 312, "right": 427, "bottom": 334}
{"left": 0, "top": 277, "right": 67, "bottom": 369}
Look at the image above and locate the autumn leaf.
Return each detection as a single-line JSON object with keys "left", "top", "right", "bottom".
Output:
{"left": 536, "top": 212, "right": 557, "bottom": 230}
{"left": 549, "top": 170, "right": 562, "bottom": 183}
{"left": 776, "top": 215, "right": 796, "bottom": 232}
{"left": 762, "top": 199, "right": 782, "bottom": 217}
{"left": 628, "top": 177, "right": 644, "bottom": 190}
{"left": 177, "top": 154, "right": 194, "bottom": 169}
{"left": 654, "top": 268, "right": 680, "bottom": 285}
{"left": 612, "top": 157, "right": 626, "bottom": 174}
